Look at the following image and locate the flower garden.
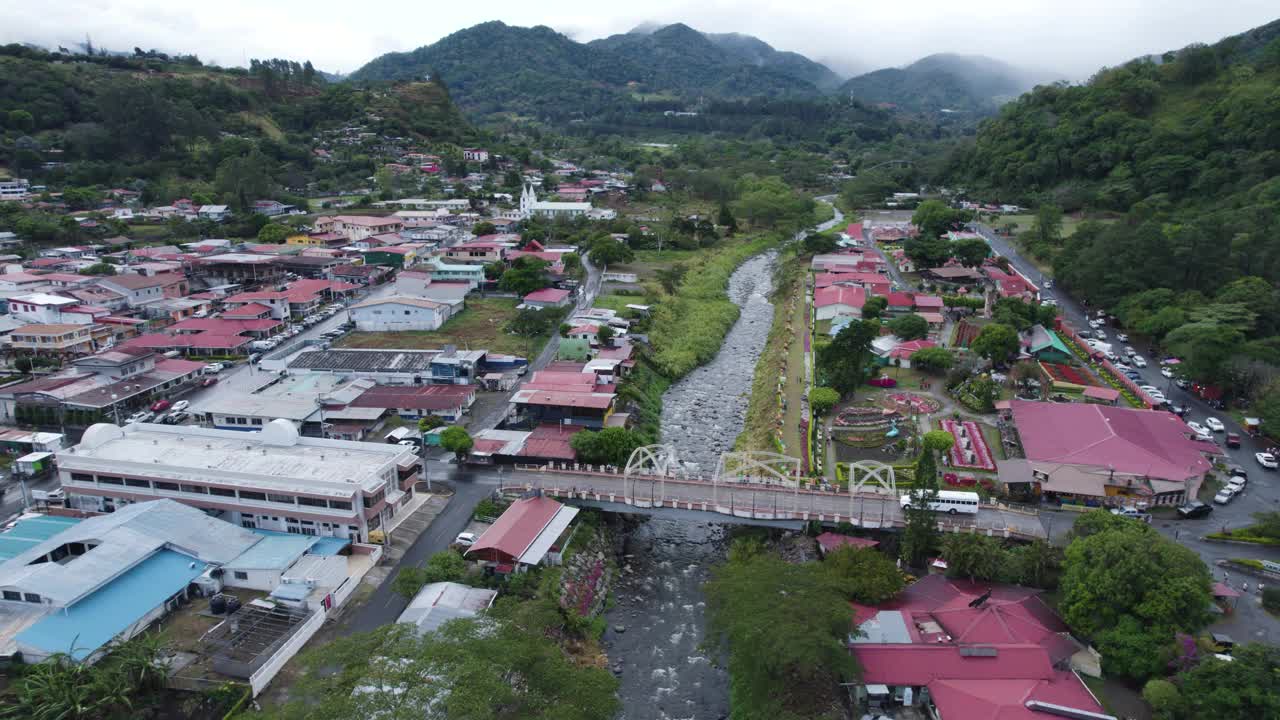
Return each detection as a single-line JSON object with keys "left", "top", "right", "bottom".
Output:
{"left": 938, "top": 418, "right": 997, "bottom": 471}
{"left": 1041, "top": 361, "right": 1093, "bottom": 387}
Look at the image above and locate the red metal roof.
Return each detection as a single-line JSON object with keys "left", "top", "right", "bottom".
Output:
{"left": 1011, "top": 399, "right": 1214, "bottom": 482}
{"left": 523, "top": 288, "right": 571, "bottom": 303}
{"left": 816, "top": 532, "right": 879, "bottom": 553}
{"left": 855, "top": 644, "right": 1054, "bottom": 686}
{"left": 223, "top": 302, "right": 273, "bottom": 318}
{"left": 466, "top": 496, "right": 565, "bottom": 565}
{"left": 814, "top": 285, "right": 866, "bottom": 309}
{"left": 350, "top": 384, "right": 475, "bottom": 411}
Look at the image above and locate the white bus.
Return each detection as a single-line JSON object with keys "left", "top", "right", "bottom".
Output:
{"left": 899, "top": 490, "right": 981, "bottom": 515}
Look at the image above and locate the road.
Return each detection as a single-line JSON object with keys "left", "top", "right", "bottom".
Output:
{"left": 970, "top": 221, "right": 1280, "bottom": 644}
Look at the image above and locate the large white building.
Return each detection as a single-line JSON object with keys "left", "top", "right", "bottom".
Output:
{"left": 56, "top": 420, "right": 420, "bottom": 542}
{"left": 519, "top": 183, "right": 591, "bottom": 220}
{"left": 349, "top": 295, "right": 453, "bottom": 332}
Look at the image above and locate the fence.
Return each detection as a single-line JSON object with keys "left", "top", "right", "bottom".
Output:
{"left": 248, "top": 609, "right": 324, "bottom": 696}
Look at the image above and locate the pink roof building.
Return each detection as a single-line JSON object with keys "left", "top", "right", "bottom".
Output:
{"left": 1010, "top": 399, "right": 1214, "bottom": 501}
{"left": 814, "top": 285, "right": 867, "bottom": 319}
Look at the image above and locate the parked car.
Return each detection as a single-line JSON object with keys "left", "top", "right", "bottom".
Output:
{"left": 171, "top": 400, "right": 189, "bottom": 412}
{"left": 1161, "top": 367, "right": 1175, "bottom": 379}
{"left": 127, "top": 411, "right": 153, "bottom": 424}
{"left": 454, "top": 532, "right": 477, "bottom": 547}
{"left": 1116, "top": 333, "right": 1129, "bottom": 342}
{"left": 249, "top": 353, "right": 262, "bottom": 364}
{"left": 1204, "top": 417, "right": 1225, "bottom": 432}
{"left": 201, "top": 376, "right": 219, "bottom": 388}
{"left": 204, "top": 362, "right": 225, "bottom": 374}
{"left": 1225, "top": 433, "right": 1242, "bottom": 448}
{"left": 1131, "top": 355, "right": 1147, "bottom": 368}
{"left": 1226, "top": 465, "right": 1248, "bottom": 479}
{"left": 1089, "top": 319, "right": 1102, "bottom": 329}
{"left": 1177, "top": 501, "right": 1213, "bottom": 519}
{"left": 1168, "top": 405, "right": 1189, "bottom": 417}
{"left": 151, "top": 399, "right": 171, "bottom": 412}
{"left": 1095, "top": 330, "right": 1107, "bottom": 340}
{"left": 1124, "top": 371, "right": 1142, "bottom": 381}
{"left": 1175, "top": 378, "right": 1190, "bottom": 389}
{"left": 1226, "top": 476, "right": 1247, "bottom": 493}
{"left": 1110, "top": 507, "right": 1151, "bottom": 523}
{"left": 1078, "top": 330, "right": 1092, "bottom": 339}
{"left": 1257, "top": 452, "right": 1278, "bottom": 470}
{"left": 1124, "top": 346, "right": 1136, "bottom": 357}
{"left": 1213, "top": 489, "right": 1235, "bottom": 505}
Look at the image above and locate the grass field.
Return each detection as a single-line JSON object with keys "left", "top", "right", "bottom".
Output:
{"left": 336, "top": 297, "right": 548, "bottom": 357}
{"left": 609, "top": 248, "right": 701, "bottom": 280}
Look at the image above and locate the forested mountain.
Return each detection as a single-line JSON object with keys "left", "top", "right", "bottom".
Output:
{"left": 702, "top": 31, "right": 845, "bottom": 91}
{"left": 946, "top": 19, "right": 1280, "bottom": 391}
{"left": 350, "top": 21, "right": 834, "bottom": 122}
{"left": 0, "top": 44, "right": 473, "bottom": 202}
{"left": 839, "top": 53, "right": 1051, "bottom": 113}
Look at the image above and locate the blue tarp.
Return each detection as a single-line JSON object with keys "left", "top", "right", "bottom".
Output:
{"left": 17, "top": 549, "right": 206, "bottom": 660}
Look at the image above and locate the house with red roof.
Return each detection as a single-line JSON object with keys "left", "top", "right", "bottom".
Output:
{"left": 510, "top": 370, "right": 616, "bottom": 429}
{"left": 986, "top": 265, "right": 1039, "bottom": 301}
{"left": 815, "top": 272, "right": 892, "bottom": 296}
{"left": 523, "top": 287, "right": 572, "bottom": 309}
{"left": 843, "top": 222, "right": 865, "bottom": 244}
{"left": 887, "top": 339, "right": 938, "bottom": 369}
{"left": 465, "top": 495, "right": 580, "bottom": 573}
{"left": 1007, "top": 399, "right": 1216, "bottom": 506}
{"left": 443, "top": 240, "right": 507, "bottom": 265}
{"left": 850, "top": 574, "right": 1106, "bottom": 719}
{"left": 814, "top": 285, "right": 867, "bottom": 321}
{"left": 349, "top": 383, "right": 476, "bottom": 422}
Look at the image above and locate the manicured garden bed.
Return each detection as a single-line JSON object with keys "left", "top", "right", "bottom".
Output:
{"left": 939, "top": 419, "right": 997, "bottom": 471}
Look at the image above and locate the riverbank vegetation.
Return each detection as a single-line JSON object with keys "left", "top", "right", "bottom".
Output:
{"left": 647, "top": 232, "right": 782, "bottom": 378}
{"left": 704, "top": 537, "right": 859, "bottom": 720}
{"left": 736, "top": 248, "right": 806, "bottom": 453}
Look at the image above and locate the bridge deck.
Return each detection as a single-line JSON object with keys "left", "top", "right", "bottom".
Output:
{"left": 496, "top": 467, "right": 1046, "bottom": 540}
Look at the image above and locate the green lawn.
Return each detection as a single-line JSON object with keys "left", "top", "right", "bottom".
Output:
{"left": 591, "top": 293, "right": 646, "bottom": 313}
{"left": 337, "top": 297, "right": 548, "bottom": 357}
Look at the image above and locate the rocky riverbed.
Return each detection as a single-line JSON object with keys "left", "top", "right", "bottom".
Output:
{"left": 601, "top": 250, "right": 782, "bottom": 720}
{"left": 658, "top": 250, "right": 779, "bottom": 474}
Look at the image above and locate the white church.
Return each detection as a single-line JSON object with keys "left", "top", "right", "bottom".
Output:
{"left": 518, "top": 183, "right": 592, "bottom": 220}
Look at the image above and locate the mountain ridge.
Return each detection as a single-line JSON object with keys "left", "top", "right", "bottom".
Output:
{"left": 839, "top": 52, "right": 1057, "bottom": 113}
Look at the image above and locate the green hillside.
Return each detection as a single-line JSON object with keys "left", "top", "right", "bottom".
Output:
{"left": 350, "top": 21, "right": 830, "bottom": 122}
{"left": 839, "top": 53, "right": 1048, "bottom": 113}
{"left": 0, "top": 44, "right": 473, "bottom": 197}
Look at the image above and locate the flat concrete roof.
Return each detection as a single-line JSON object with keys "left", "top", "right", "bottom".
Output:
{"left": 58, "top": 421, "right": 415, "bottom": 496}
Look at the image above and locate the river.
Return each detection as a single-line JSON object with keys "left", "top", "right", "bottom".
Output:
{"left": 603, "top": 201, "right": 842, "bottom": 719}
{"left": 603, "top": 249, "right": 783, "bottom": 720}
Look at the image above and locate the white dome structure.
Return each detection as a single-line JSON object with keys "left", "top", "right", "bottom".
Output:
{"left": 79, "top": 423, "right": 125, "bottom": 451}
{"left": 258, "top": 418, "right": 301, "bottom": 447}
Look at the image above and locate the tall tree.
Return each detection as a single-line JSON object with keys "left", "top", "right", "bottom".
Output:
{"left": 819, "top": 319, "right": 878, "bottom": 396}
{"left": 1030, "top": 204, "right": 1064, "bottom": 246}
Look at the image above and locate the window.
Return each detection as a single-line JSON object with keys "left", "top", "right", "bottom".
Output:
{"left": 154, "top": 481, "right": 179, "bottom": 491}
{"left": 209, "top": 487, "right": 235, "bottom": 498}
{"left": 298, "top": 496, "right": 327, "bottom": 508}
{"left": 251, "top": 419, "right": 262, "bottom": 426}
{"left": 125, "top": 479, "right": 150, "bottom": 488}
{"left": 233, "top": 571, "right": 248, "bottom": 581}
{"left": 329, "top": 500, "right": 352, "bottom": 511}
{"left": 97, "top": 476, "right": 124, "bottom": 486}
{"left": 239, "top": 491, "right": 266, "bottom": 501}
{"left": 404, "top": 310, "right": 411, "bottom": 316}
{"left": 267, "top": 494, "right": 294, "bottom": 504}
{"left": 3, "top": 591, "right": 20, "bottom": 601}
{"left": 180, "top": 484, "right": 208, "bottom": 494}
{"left": 23, "top": 593, "right": 40, "bottom": 604}
{"left": 71, "top": 473, "right": 93, "bottom": 483}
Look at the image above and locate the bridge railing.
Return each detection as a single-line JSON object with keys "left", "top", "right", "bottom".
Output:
{"left": 498, "top": 483, "right": 1046, "bottom": 541}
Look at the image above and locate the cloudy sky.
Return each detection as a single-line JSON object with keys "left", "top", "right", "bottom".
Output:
{"left": 2, "top": 1, "right": 1276, "bottom": 78}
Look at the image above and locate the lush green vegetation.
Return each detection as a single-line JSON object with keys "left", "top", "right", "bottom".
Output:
{"left": 940, "top": 534, "right": 1063, "bottom": 588}
{"left": 1141, "top": 643, "right": 1280, "bottom": 719}
{"left": 1060, "top": 511, "right": 1213, "bottom": 680}
{"left": 248, "top": 588, "right": 619, "bottom": 720}
{"left": 0, "top": 43, "right": 473, "bottom": 205}
{"left": 704, "top": 537, "right": 860, "bottom": 720}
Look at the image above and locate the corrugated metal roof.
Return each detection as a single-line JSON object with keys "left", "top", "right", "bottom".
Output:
{"left": 16, "top": 548, "right": 207, "bottom": 660}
